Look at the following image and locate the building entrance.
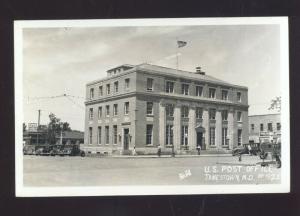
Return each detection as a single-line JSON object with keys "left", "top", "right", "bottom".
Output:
{"left": 195, "top": 126, "right": 205, "bottom": 150}
{"left": 197, "top": 132, "right": 203, "bottom": 148}
{"left": 123, "top": 128, "right": 129, "bottom": 150}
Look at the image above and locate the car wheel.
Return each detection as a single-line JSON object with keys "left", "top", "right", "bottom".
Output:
{"left": 81, "top": 151, "right": 86, "bottom": 157}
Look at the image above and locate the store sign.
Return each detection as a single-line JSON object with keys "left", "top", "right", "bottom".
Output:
{"left": 28, "top": 123, "right": 38, "bottom": 132}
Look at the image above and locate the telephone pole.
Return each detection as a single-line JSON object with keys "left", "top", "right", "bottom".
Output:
{"left": 37, "top": 109, "right": 41, "bottom": 145}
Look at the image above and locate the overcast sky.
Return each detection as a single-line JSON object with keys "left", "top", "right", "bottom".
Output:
{"left": 23, "top": 24, "right": 281, "bottom": 131}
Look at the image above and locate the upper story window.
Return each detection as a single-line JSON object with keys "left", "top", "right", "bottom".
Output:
{"left": 196, "top": 107, "right": 203, "bottom": 119}
{"left": 260, "top": 123, "right": 264, "bottom": 131}
{"left": 114, "top": 81, "right": 119, "bottom": 93}
{"left": 237, "top": 92, "right": 242, "bottom": 102}
{"left": 221, "top": 90, "right": 228, "bottom": 100}
{"left": 237, "top": 111, "right": 242, "bottom": 122}
{"left": 98, "top": 106, "right": 102, "bottom": 119}
{"left": 221, "top": 110, "right": 228, "bottom": 121}
{"left": 113, "top": 104, "right": 118, "bottom": 116}
{"left": 251, "top": 124, "right": 255, "bottom": 131}
{"left": 89, "top": 108, "right": 93, "bottom": 120}
{"left": 209, "top": 88, "right": 216, "bottom": 99}
{"left": 90, "top": 88, "right": 94, "bottom": 99}
{"left": 99, "top": 86, "right": 103, "bottom": 96}
{"left": 146, "top": 102, "right": 153, "bottom": 115}
{"left": 277, "top": 122, "right": 281, "bottom": 131}
{"left": 105, "top": 105, "right": 110, "bottom": 117}
{"left": 181, "top": 84, "right": 189, "bottom": 95}
{"left": 268, "top": 123, "right": 273, "bottom": 131}
{"left": 106, "top": 84, "right": 110, "bottom": 95}
{"left": 166, "top": 81, "right": 174, "bottom": 93}
{"left": 196, "top": 86, "right": 203, "bottom": 97}
{"left": 124, "top": 102, "right": 129, "bottom": 115}
{"left": 147, "top": 78, "right": 154, "bottom": 91}
{"left": 166, "top": 104, "right": 174, "bottom": 117}
{"left": 209, "top": 109, "right": 216, "bottom": 120}
{"left": 125, "top": 78, "right": 130, "bottom": 89}
{"left": 181, "top": 106, "right": 189, "bottom": 118}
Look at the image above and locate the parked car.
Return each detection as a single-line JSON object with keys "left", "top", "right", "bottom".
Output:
{"left": 259, "top": 141, "right": 281, "bottom": 168}
{"left": 51, "top": 144, "right": 85, "bottom": 157}
{"left": 232, "top": 145, "right": 249, "bottom": 156}
{"left": 243, "top": 143, "right": 261, "bottom": 155}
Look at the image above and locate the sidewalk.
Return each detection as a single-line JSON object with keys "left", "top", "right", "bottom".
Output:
{"left": 110, "top": 153, "right": 246, "bottom": 158}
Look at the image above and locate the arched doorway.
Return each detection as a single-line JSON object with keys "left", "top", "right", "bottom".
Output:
{"left": 195, "top": 126, "right": 206, "bottom": 150}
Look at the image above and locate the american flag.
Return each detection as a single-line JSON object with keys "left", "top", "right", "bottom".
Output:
{"left": 177, "top": 40, "right": 187, "bottom": 48}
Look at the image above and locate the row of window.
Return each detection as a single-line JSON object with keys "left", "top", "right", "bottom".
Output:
{"left": 89, "top": 77, "right": 243, "bottom": 102}
{"left": 89, "top": 102, "right": 130, "bottom": 120}
{"left": 250, "top": 122, "right": 281, "bottom": 132}
{"left": 89, "top": 78, "right": 130, "bottom": 99}
{"left": 88, "top": 125, "right": 243, "bottom": 146}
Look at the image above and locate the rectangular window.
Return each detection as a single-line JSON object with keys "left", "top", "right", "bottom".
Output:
{"left": 146, "top": 102, "right": 153, "bottom": 115}
{"left": 146, "top": 124, "right": 153, "bottom": 145}
{"left": 237, "top": 92, "right": 242, "bottom": 102}
{"left": 113, "top": 125, "right": 117, "bottom": 144}
{"left": 238, "top": 129, "right": 242, "bottom": 146}
{"left": 196, "top": 107, "right": 203, "bottom": 119}
{"left": 222, "top": 127, "right": 228, "bottom": 146}
{"left": 89, "top": 108, "right": 93, "bottom": 120}
{"left": 196, "top": 86, "right": 203, "bottom": 96}
{"left": 181, "top": 125, "right": 188, "bottom": 146}
{"left": 209, "top": 88, "right": 216, "bottom": 99}
{"left": 222, "top": 90, "right": 228, "bottom": 100}
{"left": 209, "top": 127, "right": 215, "bottom": 145}
{"left": 97, "top": 126, "right": 101, "bottom": 145}
{"left": 105, "top": 126, "right": 109, "bottom": 144}
{"left": 277, "top": 122, "right": 281, "bottom": 131}
{"left": 113, "top": 104, "right": 118, "bottom": 116}
{"left": 88, "top": 127, "right": 93, "bottom": 144}
{"left": 237, "top": 111, "right": 242, "bottom": 122}
{"left": 260, "top": 123, "right": 264, "bottom": 131}
{"left": 251, "top": 124, "right": 254, "bottom": 131}
{"left": 105, "top": 105, "right": 110, "bottom": 117}
{"left": 147, "top": 78, "right": 153, "bottom": 91}
{"left": 166, "top": 104, "right": 174, "bottom": 117}
{"left": 90, "top": 88, "right": 94, "bottom": 99}
{"left": 181, "top": 106, "right": 189, "bottom": 118}
{"left": 268, "top": 123, "right": 273, "bottom": 131}
{"left": 221, "top": 110, "right": 228, "bottom": 121}
{"left": 114, "top": 81, "right": 119, "bottom": 93}
{"left": 98, "top": 107, "right": 102, "bottom": 119}
{"left": 106, "top": 84, "right": 110, "bottom": 95}
{"left": 165, "top": 81, "right": 174, "bottom": 93}
{"left": 99, "top": 86, "right": 103, "bottom": 96}
{"left": 181, "top": 84, "right": 189, "bottom": 95}
{"left": 166, "top": 125, "right": 174, "bottom": 145}
{"left": 124, "top": 102, "right": 129, "bottom": 115}
{"left": 125, "top": 78, "right": 130, "bottom": 89}
{"left": 209, "top": 109, "right": 216, "bottom": 120}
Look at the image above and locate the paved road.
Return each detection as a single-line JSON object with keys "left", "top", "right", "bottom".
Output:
{"left": 23, "top": 155, "right": 281, "bottom": 186}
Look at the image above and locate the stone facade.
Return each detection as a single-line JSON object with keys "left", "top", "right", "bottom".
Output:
{"left": 83, "top": 64, "right": 249, "bottom": 155}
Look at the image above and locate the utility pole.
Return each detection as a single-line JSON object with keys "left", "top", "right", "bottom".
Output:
{"left": 37, "top": 109, "right": 41, "bottom": 145}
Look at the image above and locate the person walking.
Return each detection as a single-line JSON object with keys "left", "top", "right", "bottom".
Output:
{"left": 197, "top": 145, "right": 201, "bottom": 155}
{"left": 157, "top": 144, "right": 161, "bottom": 157}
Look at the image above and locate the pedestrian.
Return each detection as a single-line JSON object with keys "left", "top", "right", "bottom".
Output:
{"left": 197, "top": 145, "right": 201, "bottom": 155}
{"left": 132, "top": 146, "right": 137, "bottom": 156}
{"left": 157, "top": 144, "right": 161, "bottom": 157}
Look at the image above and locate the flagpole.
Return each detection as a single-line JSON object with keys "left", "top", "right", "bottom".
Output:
{"left": 176, "top": 38, "right": 179, "bottom": 71}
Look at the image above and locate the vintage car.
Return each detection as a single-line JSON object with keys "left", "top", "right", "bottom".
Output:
{"left": 232, "top": 145, "right": 249, "bottom": 156}
{"left": 259, "top": 141, "right": 281, "bottom": 168}
{"left": 50, "top": 144, "right": 85, "bottom": 157}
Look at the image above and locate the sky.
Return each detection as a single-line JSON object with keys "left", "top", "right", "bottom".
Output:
{"left": 23, "top": 24, "right": 281, "bottom": 131}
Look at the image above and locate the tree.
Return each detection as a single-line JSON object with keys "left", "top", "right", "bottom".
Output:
{"left": 23, "top": 123, "right": 27, "bottom": 132}
{"left": 268, "top": 96, "right": 281, "bottom": 112}
{"left": 47, "top": 113, "right": 71, "bottom": 144}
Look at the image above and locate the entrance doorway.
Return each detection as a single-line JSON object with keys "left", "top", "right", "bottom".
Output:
{"left": 197, "top": 132, "right": 203, "bottom": 148}
{"left": 123, "top": 128, "right": 129, "bottom": 150}
{"left": 195, "top": 126, "right": 205, "bottom": 150}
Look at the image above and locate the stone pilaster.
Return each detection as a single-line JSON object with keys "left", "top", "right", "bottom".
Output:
{"left": 173, "top": 104, "right": 181, "bottom": 150}
{"left": 159, "top": 102, "right": 166, "bottom": 147}
{"left": 228, "top": 110, "right": 234, "bottom": 150}
{"left": 202, "top": 107, "right": 209, "bottom": 150}
{"left": 188, "top": 106, "right": 196, "bottom": 150}
{"left": 216, "top": 109, "right": 222, "bottom": 148}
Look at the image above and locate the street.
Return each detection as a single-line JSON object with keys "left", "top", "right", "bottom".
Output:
{"left": 23, "top": 155, "right": 281, "bottom": 187}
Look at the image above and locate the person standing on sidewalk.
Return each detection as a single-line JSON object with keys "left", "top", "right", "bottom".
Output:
{"left": 197, "top": 145, "right": 201, "bottom": 155}
{"left": 157, "top": 144, "right": 161, "bottom": 157}
{"left": 132, "top": 146, "right": 137, "bottom": 156}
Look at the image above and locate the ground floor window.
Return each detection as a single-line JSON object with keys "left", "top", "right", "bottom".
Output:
{"left": 238, "top": 129, "right": 242, "bottom": 146}
{"left": 113, "top": 125, "right": 117, "bottom": 144}
{"left": 181, "top": 125, "right": 188, "bottom": 146}
{"left": 146, "top": 124, "right": 153, "bottom": 145}
{"left": 89, "top": 127, "right": 93, "bottom": 144}
{"left": 209, "top": 127, "right": 215, "bottom": 145}
{"left": 166, "top": 125, "right": 174, "bottom": 145}
{"left": 97, "top": 126, "right": 101, "bottom": 145}
{"left": 222, "top": 127, "right": 228, "bottom": 146}
{"left": 105, "top": 126, "right": 109, "bottom": 144}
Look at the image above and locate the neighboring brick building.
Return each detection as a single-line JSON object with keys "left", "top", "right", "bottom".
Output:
{"left": 249, "top": 114, "right": 281, "bottom": 143}
{"left": 83, "top": 63, "right": 249, "bottom": 155}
